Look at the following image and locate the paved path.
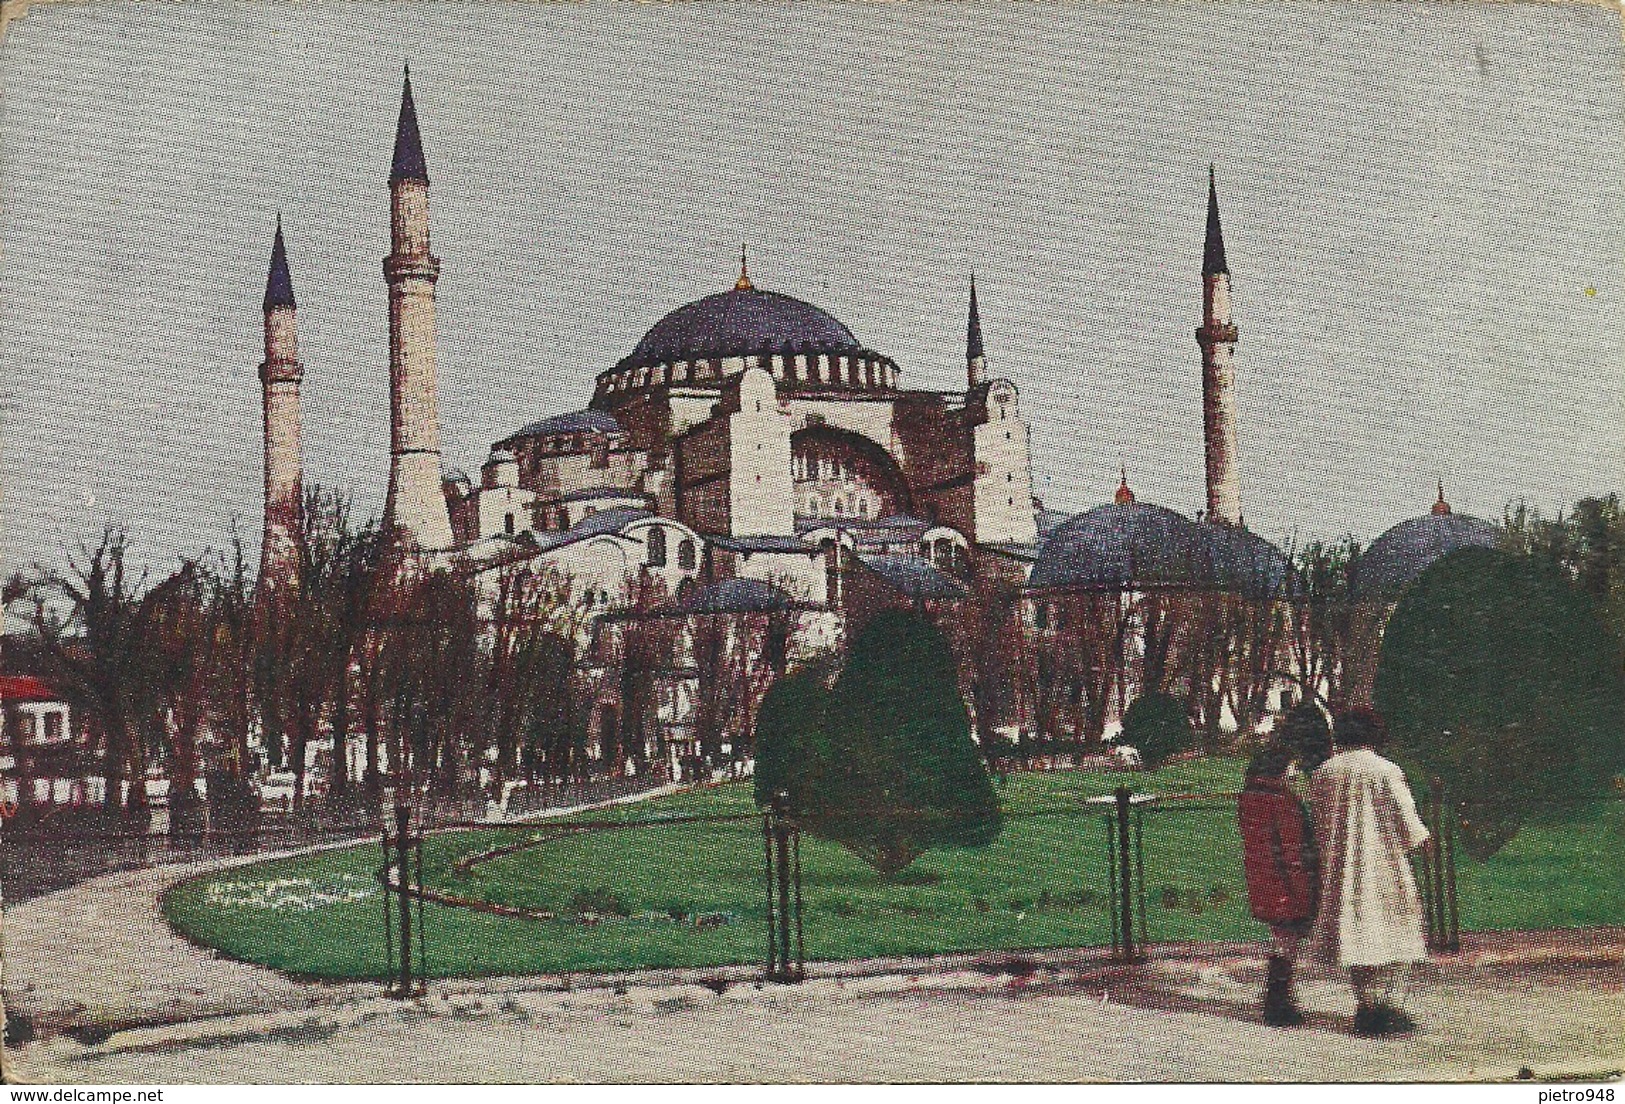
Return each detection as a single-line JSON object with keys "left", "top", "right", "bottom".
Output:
{"left": 9, "top": 932, "right": 1622, "bottom": 1083}
{"left": 3, "top": 785, "right": 683, "bottom": 1035}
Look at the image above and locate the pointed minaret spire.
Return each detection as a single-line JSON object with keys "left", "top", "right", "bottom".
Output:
{"left": 390, "top": 65, "right": 430, "bottom": 186}
{"left": 1197, "top": 164, "right": 1241, "bottom": 524}
{"left": 259, "top": 216, "right": 305, "bottom": 592}
{"left": 1203, "top": 163, "right": 1229, "bottom": 277}
{"left": 263, "top": 213, "right": 296, "bottom": 310}
{"left": 734, "top": 243, "right": 753, "bottom": 291}
{"left": 383, "top": 66, "right": 453, "bottom": 553}
{"left": 966, "top": 272, "right": 987, "bottom": 388}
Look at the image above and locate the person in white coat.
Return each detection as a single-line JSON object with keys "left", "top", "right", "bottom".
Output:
{"left": 1308, "top": 707, "right": 1433, "bottom": 1036}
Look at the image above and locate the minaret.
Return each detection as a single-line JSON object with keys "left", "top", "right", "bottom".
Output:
{"left": 383, "top": 66, "right": 454, "bottom": 552}
{"left": 1432, "top": 480, "right": 1452, "bottom": 516}
{"left": 966, "top": 272, "right": 987, "bottom": 389}
{"left": 259, "top": 215, "right": 304, "bottom": 591}
{"left": 1197, "top": 165, "right": 1241, "bottom": 525}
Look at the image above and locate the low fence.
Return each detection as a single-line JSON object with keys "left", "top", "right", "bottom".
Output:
{"left": 0, "top": 817, "right": 371, "bottom": 905}
{"left": 2, "top": 776, "right": 1616, "bottom": 1047}
{"left": 0, "top": 773, "right": 672, "bottom": 905}
{"left": 364, "top": 782, "right": 1502, "bottom": 993}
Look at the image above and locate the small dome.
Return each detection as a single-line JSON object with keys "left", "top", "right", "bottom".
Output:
{"left": 1029, "top": 502, "right": 1296, "bottom": 597}
{"left": 1203, "top": 521, "right": 1299, "bottom": 599}
{"left": 486, "top": 448, "right": 516, "bottom": 465}
{"left": 1029, "top": 502, "right": 1211, "bottom": 591}
{"left": 677, "top": 577, "right": 794, "bottom": 615}
{"left": 624, "top": 287, "right": 862, "bottom": 368}
{"left": 512, "top": 409, "right": 623, "bottom": 439}
{"left": 1356, "top": 511, "right": 1499, "bottom": 598}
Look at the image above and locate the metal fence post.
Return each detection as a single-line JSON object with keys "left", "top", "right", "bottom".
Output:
{"left": 1442, "top": 785, "right": 1460, "bottom": 952}
{"left": 762, "top": 803, "right": 778, "bottom": 979}
{"left": 1115, "top": 785, "right": 1137, "bottom": 962}
{"left": 1134, "top": 802, "right": 1147, "bottom": 951}
{"left": 1105, "top": 812, "right": 1120, "bottom": 958}
{"left": 394, "top": 803, "right": 412, "bottom": 997}
{"left": 1415, "top": 829, "right": 1437, "bottom": 949}
{"left": 415, "top": 833, "right": 427, "bottom": 988}
{"left": 792, "top": 817, "right": 805, "bottom": 980}
{"left": 766, "top": 791, "right": 801, "bottom": 983}
{"left": 380, "top": 828, "right": 395, "bottom": 986}
{"left": 1428, "top": 778, "right": 1446, "bottom": 951}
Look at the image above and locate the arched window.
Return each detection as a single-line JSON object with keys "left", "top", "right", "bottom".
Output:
{"left": 858, "top": 500, "right": 870, "bottom": 518}
{"left": 834, "top": 498, "right": 846, "bottom": 516}
{"left": 677, "top": 538, "right": 696, "bottom": 570}
{"left": 646, "top": 526, "right": 667, "bottom": 567}
{"left": 504, "top": 512, "right": 515, "bottom": 535}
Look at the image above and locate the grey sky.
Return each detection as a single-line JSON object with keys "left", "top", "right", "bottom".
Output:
{"left": 2, "top": 1, "right": 1621, "bottom": 584}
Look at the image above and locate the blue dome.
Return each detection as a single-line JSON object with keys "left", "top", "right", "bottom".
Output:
{"left": 624, "top": 288, "right": 862, "bottom": 367}
{"left": 1355, "top": 513, "right": 1499, "bottom": 598}
{"left": 677, "top": 577, "right": 795, "bottom": 615}
{"left": 1029, "top": 502, "right": 1296, "bottom": 597}
{"left": 511, "top": 409, "right": 623, "bottom": 439}
{"left": 1029, "top": 503, "right": 1212, "bottom": 591}
{"left": 1204, "top": 521, "right": 1300, "bottom": 599}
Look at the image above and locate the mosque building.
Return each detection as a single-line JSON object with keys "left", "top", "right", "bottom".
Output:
{"left": 254, "top": 73, "right": 1500, "bottom": 770}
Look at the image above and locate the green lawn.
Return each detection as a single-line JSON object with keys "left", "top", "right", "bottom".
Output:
{"left": 162, "top": 758, "right": 1623, "bottom": 980}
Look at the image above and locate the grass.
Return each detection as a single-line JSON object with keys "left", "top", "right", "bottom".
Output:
{"left": 161, "top": 757, "right": 1623, "bottom": 980}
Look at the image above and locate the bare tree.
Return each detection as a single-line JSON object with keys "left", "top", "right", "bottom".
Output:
{"left": 142, "top": 560, "right": 211, "bottom": 831}
{"left": 479, "top": 558, "right": 583, "bottom": 793}
{"left": 17, "top": 527, "right": 157, "bottom": 820}
{"left": 610, "top": 571, "right": 676, "bottom": 776}
{"left": 199, "top": 533, "right": 261, "bottom": 831}
{"left": 370, "top": 564, "right": 488, "bottom": 816}
{"left": 253, "top": 487, "right": 385, "bottom": 814}
{"left": 1286, "top": 536, "right": 1361, "bottom": 711}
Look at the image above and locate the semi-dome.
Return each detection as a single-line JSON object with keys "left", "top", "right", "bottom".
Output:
{"left": 623, "top": 287, "right": 862, "bottom": 368}
{"left": 1029, "top": 502, "right": 1212, "bottom": 591}
{"left": 1355, "top": 512, "right": 1499, "bottom": 599}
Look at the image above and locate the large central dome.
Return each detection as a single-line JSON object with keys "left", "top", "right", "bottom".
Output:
{"left": 624, "top": 287, "right": 862, "bottom": 368}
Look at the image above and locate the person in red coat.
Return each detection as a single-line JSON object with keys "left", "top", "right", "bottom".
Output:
{"left": 1238, "top": 743, "right": 1318, "bottom": 1025}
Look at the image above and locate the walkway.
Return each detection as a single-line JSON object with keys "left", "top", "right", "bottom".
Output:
{"left": 3, "top": 784, "right": 682, "bottom": 1036}
{"left": 8, "top": 930, "right": 1622, "bottom": 1082}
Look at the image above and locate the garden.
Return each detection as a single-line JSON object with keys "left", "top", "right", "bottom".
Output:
{"left": 163, "top": 755, "right": 1623, "bottom": 980}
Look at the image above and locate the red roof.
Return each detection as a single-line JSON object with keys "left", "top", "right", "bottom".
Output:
{"left": 0, "top": 674, "right": 60, "bottom": 702}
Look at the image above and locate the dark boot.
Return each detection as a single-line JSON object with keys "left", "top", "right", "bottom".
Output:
{"left": 1368, "top": 1001, "right": 1416, "bottom": 1035}
{"left": 1263, "top": 955, "right": 1305, "bottom": 1026}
